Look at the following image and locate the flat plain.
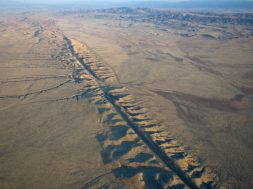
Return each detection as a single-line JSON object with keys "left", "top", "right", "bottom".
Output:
{"left": 0, "top": 8, "right": 253, "bottom": 189}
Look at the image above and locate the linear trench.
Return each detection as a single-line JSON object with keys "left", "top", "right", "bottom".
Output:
{"left": 64, "top": 36, "right": 215, "bottom": 189}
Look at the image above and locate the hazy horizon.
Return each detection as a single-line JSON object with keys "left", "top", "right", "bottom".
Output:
{"left": 1, "top": 0, "right": 253, "bottom": 9}
{"left": 16, "top": 0, "right": 253, "bottom": 3}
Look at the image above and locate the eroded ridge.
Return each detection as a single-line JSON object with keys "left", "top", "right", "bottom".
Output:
{"left": 66, "top": 38, "right": 117, "bottom": 84}
{"left": 63, "top": 37, "right": 220, "bottom": 189}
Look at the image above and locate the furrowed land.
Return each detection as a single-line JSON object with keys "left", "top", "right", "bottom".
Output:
{"left": 0, "top": 8, "right": 253, "bottom": 189}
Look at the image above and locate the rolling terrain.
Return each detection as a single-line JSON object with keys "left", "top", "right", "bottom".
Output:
{"left": 0, "top": 8, "right": 253, "bottom": 189}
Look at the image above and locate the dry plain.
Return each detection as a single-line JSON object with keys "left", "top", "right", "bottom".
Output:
{"left": 0, "top": 8, "right": 253, "bottom": 189}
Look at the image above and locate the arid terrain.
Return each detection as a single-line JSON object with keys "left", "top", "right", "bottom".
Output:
{"left": 0, "top": 8, "right": 253, "bottom": 189}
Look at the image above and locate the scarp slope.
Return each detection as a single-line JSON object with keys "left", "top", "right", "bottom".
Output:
{"left": 61, "top": 37, "right": 220, "bottom": 189}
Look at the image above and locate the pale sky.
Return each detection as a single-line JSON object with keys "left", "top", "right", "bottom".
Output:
{"left": 5, "top": 0, "right": 253, "bottom": 6}
{"left": 18, "top": 0, "right": 180, "bottom": 3}
{"left": 16, "top": 0, "right": 252, "bottom": 3}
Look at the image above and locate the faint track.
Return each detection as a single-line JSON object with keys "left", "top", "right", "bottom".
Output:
{"left": 0, "top": 75, "right": 67, "bottom": 84}
{"left": 0, "top": 80, "right": 71, "bottom": 99}
{"left": 63, "top": 36, "right": 220, "bottom": 189}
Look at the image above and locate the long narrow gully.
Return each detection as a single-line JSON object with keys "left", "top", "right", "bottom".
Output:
{"left": 103, "top": 91, "right": 199, "bottom": 189}
{"left": 64, "top": 36, "right": 218, "bottom": 189}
